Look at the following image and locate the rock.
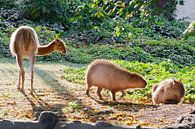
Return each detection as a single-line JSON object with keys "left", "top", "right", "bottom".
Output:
{"left": 38, "top": 111, "right": 59, "bottom": 129}
{"left": 95, "top": 121, "right": 112, "bottom": 128}
{"left": 135, "top": 124, "right": 142, "bottom": 129}
{"left": 162, "top": 125, "right": 191, "bottom": 129}
{"left": 0, "top": 111, "right": 58, "bottom": 129}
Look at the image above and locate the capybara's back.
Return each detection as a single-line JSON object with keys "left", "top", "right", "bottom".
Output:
{"left": 10, "top": 26, "right": 39, "bottom": 57}
{"left": 152, "top": 79, "right": 185, "bottom": 104}
{"left": 86, "top": 59, "right": 147, "bottom": 101}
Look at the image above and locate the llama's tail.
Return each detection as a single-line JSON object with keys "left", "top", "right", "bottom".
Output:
{"left": 10, "top": 30, "right": 17, "bottom": 56}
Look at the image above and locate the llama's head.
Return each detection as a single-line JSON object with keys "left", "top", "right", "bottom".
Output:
{"left": 53, "top": 38, "right": 67, "bottom": 54}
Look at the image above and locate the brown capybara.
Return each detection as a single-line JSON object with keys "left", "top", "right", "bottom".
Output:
{"left": 86, "top": 59, "right": 147, "bottom": 101}
{"left": 152, "top": 78, "right": 185, "bottom": 104}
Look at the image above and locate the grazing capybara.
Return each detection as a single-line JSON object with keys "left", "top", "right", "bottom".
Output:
{"left": 152, "top": 78, "right": 185, "bottom": 104}
{"left": 86, "top": 59, "right": 147, "bottom": 101}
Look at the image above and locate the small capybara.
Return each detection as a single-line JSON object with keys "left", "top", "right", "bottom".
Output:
{"left": 86, "top": 59, "right": 147, "bottom": 101}
{"left": 152, "top": 78, "right": 185, "bottom": 104}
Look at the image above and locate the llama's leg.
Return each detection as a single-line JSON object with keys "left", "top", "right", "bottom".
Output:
{"left": 16, "top": 56, "right": 25, "bottom": 91}
{"left": 29, "top": 56, "right": 35, "bottom": 94}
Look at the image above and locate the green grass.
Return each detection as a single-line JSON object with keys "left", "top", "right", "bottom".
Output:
{"left": 64, "top": 60, "right": 195, "bottom": 102}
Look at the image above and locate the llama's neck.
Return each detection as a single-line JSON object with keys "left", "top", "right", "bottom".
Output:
{"left": 37, "top": 41, "right": 55, "bottom": 56}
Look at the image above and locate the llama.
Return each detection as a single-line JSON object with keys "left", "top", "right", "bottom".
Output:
{"left": 10, "top": 26, "right": 66, "bottom": 94}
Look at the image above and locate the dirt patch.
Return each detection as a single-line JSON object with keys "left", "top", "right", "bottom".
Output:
{"left": 0, "top": 58, "right": 193, "bottom": 128}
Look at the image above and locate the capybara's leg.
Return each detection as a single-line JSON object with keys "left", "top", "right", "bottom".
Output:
{"left": 121, "top": 91, "right": 125, "bottom": 98}
{"left": 86, "top": 80, "right": 92, "bottom": 96}
{"left": 97, "top": 87, "right": 103, "bottom": 100}
{"left": 86, "top": 85, "right": 92, "bottom": 96}
{"left": 111, "top": 91, "right": 116, "bottom": 101}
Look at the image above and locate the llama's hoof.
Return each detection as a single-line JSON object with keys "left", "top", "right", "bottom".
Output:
{"left": 17, "top": 85, "right": 20, "bottom": 90}
{"left": 21, "top": 87, "right": 24, "bottom": 91}
{"left": 30, "top": 91, "right": 34, "bottom": 95}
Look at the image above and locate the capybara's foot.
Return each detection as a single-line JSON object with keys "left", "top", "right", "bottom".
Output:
{"left": 86, "top": 91, "right": 90, "bottom": 96}
{"left": 99, "top": 96, "right": 104, "bottom": 100}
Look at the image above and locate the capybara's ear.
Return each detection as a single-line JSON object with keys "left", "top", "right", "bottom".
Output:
{"left": 173, "top": 80, "right": 176, "bottom": 85}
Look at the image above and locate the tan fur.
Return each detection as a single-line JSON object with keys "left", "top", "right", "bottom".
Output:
{"left": 152, "top": 78, "right": 185, "bottom": 104}
{"left": 86, "top": 59, "right": 147, "bottom": 101}
{"left": 10, "top": 26, "right": 67, "bottom": 94}
{"left": 10, "top": 26, "right": 39, "bottom": 57}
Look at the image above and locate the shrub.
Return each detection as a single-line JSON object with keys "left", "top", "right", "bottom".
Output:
{"left": 18, "top": 0, "right": 81, "bottom": 23}
{"left": 0, "top": 0, "right": 16, "bottom": 9}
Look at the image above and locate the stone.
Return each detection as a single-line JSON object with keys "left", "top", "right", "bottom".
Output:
{"left": 95, "top": 121, "right": 113, "bottom": 128}
{"left": 0, "top": 111, "right": 58, "bottom": 129}
{"left": 38, "top": 111, "right": 59, "bottom": 129}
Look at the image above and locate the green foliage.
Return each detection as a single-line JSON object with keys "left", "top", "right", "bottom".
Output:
{"left": 65, "top": 38, "right": 195, "bottom": 66}
{"left": 18, "top": 0, "right": 81, "bottom": 23}
{"left": 0, "top": 0, "right": 16, "bottom": 9}
{"left": 68, "top": 101, "right": 81, "bottom": 111}
{"left": 64, "top": 60, "right": 195, "bottom": 102}
{"left": 183, "top": 21, "right": 195, "bottom": 40}
{"left": 0, "top": 30, "right": 10, "bottom": 45}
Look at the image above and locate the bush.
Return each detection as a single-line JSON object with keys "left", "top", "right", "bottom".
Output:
{"left": 18, "top": 0, "right": 81, "bottom": 23}
{"left": 0, "top": 0, "right": 16, "bottom": 9}
{"left": 65, "top": 38, "right": 195, "bottom": 66}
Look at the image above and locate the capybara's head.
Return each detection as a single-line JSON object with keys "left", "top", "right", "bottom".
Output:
{"left": 129, "top": 73, "right": 147, "bottom": 88}
{"left": 173, "top": 79, "right": 185, "bottom": 94}
{"left": 53, "top": 38, "right": 67, "bottom": 54}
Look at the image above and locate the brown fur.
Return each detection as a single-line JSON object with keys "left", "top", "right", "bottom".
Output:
{"left": 86, "top": 59, "right": 147, "bottom": 101}
{"left": 10, "top": 26, "right": 67, "bottom": 94}
{"left": 152, "top": 79, "right": 185, "bottom": 104}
